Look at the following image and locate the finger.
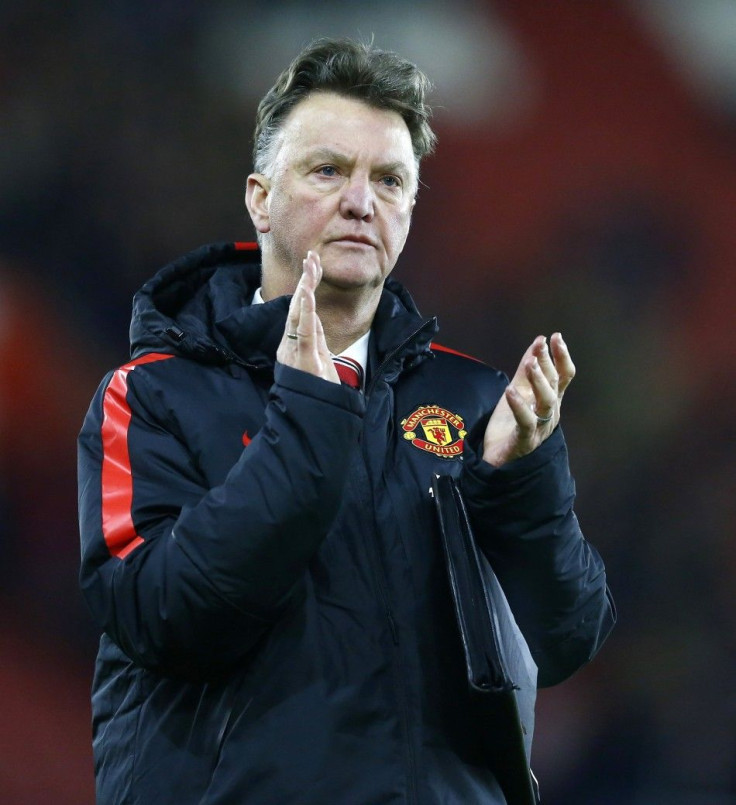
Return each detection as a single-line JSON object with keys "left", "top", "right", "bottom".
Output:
{"left": 316, "top": 315, "right": 340, "bottom": 383}
{"left": 299, "top": 250, "right": 331, "bottom": 348}
{"left": 525, "top": 356, "right": 557, "bottom": 418}
{"left": 302, "top": 250, "right": 322, "bottom": 293}
{"left": 508, "top": 339, "right": 539, "bottom": 386}
{"left": 277, "top": 297, "right": 301, "bottom": 369}
{"left": 505, "top": 384, "right": 536, "bottom": 434}
{"left": 314, "top": 310, "right": 330, "bottom": 359}
{"left": 296, "top": 287, "right": 318, "bottom": 343}
{"left": 294, "top": 251, "right": 322, "bottom": 334}
{"left": 550, "top": 332, "right": 575, "bottom": 396}
{"left": 284, "top": 270, "right": 307, "bottom": 339}
{"left": 278, "top": 255, "right": 316, "bottom": 364}
{"left": 533, "top": 336, "right": 559, "bottom": 393}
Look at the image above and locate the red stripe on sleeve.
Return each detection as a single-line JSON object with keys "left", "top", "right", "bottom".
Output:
{"left": 100, "top": 353, "right": 174, "bottom": 559}
{"left": 233, "top": 241, "right": 258, "bottom": 250}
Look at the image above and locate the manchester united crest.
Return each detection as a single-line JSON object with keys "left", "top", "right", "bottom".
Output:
{"left": 401, "top": 405, "right": 467, "bottom": 458}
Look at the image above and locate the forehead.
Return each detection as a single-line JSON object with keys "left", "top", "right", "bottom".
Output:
{"left": 274, "top": 92, "right": 416, "bottom": 173}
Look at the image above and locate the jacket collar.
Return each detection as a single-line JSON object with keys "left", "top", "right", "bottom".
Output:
{"left": 130, "top": 242, "right": 438, "bottom": 372}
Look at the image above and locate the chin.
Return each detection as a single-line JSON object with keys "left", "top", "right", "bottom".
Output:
{"left": 322, "top": 276, "right": 381, "bottom": 294}
{"left": 321, "top": 262, "right": 385, "bottom": 291}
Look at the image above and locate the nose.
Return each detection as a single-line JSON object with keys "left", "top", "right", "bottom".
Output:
{"left": 339, "top": 174, "right": 374, "bottom": 221}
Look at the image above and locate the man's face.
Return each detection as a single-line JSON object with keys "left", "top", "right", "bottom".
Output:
{"left": 249, "top": 92, "right": 417, "bottom": 298}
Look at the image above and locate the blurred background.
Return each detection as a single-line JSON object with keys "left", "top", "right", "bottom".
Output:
{"left": 1, "top": 1, "right": 734, "bottom": 802}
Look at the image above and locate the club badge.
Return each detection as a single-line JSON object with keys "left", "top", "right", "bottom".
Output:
{"left": 401, "top": 405, "right": 467, "bottom": 458}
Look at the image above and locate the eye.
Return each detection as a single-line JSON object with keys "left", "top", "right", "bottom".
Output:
{"left": 316, "top": 165, "right": 338, "bottom": 177}
{"left": 379, "top": 175, "right": 401, "bottom": 189}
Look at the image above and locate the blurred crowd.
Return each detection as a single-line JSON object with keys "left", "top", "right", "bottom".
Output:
{"left": 1, "top": 2, "right": 734, "bottom": 802}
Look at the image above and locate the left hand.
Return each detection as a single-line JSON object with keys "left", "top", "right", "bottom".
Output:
{"left": 482, "top": 333, "right": 575, "bottom": 467}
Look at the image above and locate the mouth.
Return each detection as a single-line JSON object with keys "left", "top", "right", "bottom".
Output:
{"left": 331, "top": 235, "right": 376, "bottom": 248}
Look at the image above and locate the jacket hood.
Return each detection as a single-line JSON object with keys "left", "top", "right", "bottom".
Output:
{"left": 129, "top": 241, "right": 437, "bottom": 369}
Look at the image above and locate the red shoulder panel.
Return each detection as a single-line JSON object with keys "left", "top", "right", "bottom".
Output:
{"left": 100, "top": 353, "right": 174, "bottom": 559}
{"left": 430, "top": 342, "right": 484, "bottom": 364}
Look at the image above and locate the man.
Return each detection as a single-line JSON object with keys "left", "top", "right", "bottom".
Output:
{"left": 78, "top": 38, "right": 614, "bottom": 804}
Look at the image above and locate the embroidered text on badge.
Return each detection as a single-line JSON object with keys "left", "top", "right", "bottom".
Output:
{"left": 401, "top": 405, "right": 467, "bottom": 458}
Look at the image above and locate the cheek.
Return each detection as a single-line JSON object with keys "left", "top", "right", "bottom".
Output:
{"left": 385, "top": 211, "right": 413, "bottom": 254}
{"left": 280, "top": 193, "right": 327, "bottom": 230}
{"left": 271, "top": 193, "right": 314, "bottom": 245}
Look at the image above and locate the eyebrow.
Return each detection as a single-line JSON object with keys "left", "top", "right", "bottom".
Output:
{"left": 300, "top": 147, "right": 412, "bottom": 177}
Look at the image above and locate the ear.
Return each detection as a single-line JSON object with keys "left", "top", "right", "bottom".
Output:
{"left": 245, "top": 173, "right": 272, "bottom": 234}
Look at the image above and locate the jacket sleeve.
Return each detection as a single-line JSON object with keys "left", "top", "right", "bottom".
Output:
{"left": 78, "top": 359, "right": 364, "bottom": 678}
{"left": 460, "top": 423, "right": 615, "bottom": 688}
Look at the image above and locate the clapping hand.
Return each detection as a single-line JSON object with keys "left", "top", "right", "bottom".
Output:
{"left": 276, "top": 251, "right": 340, "bottom": 384}
{"left": 482, "top": 333, "right": 575, "bottom": 467}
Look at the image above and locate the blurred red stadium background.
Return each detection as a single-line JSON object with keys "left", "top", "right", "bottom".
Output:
{"left": 1, "top": 2, "right": 734, "bottom": 802}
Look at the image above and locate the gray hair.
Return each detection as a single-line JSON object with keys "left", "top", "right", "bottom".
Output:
{"left": 253, "top": 37, "right": 437, "bottom": 178}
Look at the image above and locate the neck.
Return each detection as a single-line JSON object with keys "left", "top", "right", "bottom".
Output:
{"left": 314, "top": 283, "right": 379, "bottom": 354}
{"left": 260, "top": 257, "right": 382, "bottom": 355}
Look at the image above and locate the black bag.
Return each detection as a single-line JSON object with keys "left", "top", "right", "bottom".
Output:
{"left": 431, "top": 473, "right": 539, "bottom": 805}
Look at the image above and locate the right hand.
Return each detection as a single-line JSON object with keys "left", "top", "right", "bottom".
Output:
{"left": 276, "top": 251, "right": 340, "bottom": 384}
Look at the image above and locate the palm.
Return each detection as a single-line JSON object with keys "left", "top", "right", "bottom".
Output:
{"left": 482, "top": 334, "right": 575, "bottom": 467}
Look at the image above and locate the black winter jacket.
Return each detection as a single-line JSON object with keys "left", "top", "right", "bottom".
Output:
{"left": 78, "top": 242, "right": 614, "bottom": 804}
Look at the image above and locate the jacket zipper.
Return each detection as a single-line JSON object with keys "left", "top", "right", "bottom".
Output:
{"left": 366, "top": 318, "right": 437, "bottom": 397}
{"left": 361, "top": 479, "right": 418, "bottom": 805}
{"left": 180, "top": 317, "right": 434, "bottom": 801}
{"left": 362, "top": 323, "right": 436, "bottom": 805}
